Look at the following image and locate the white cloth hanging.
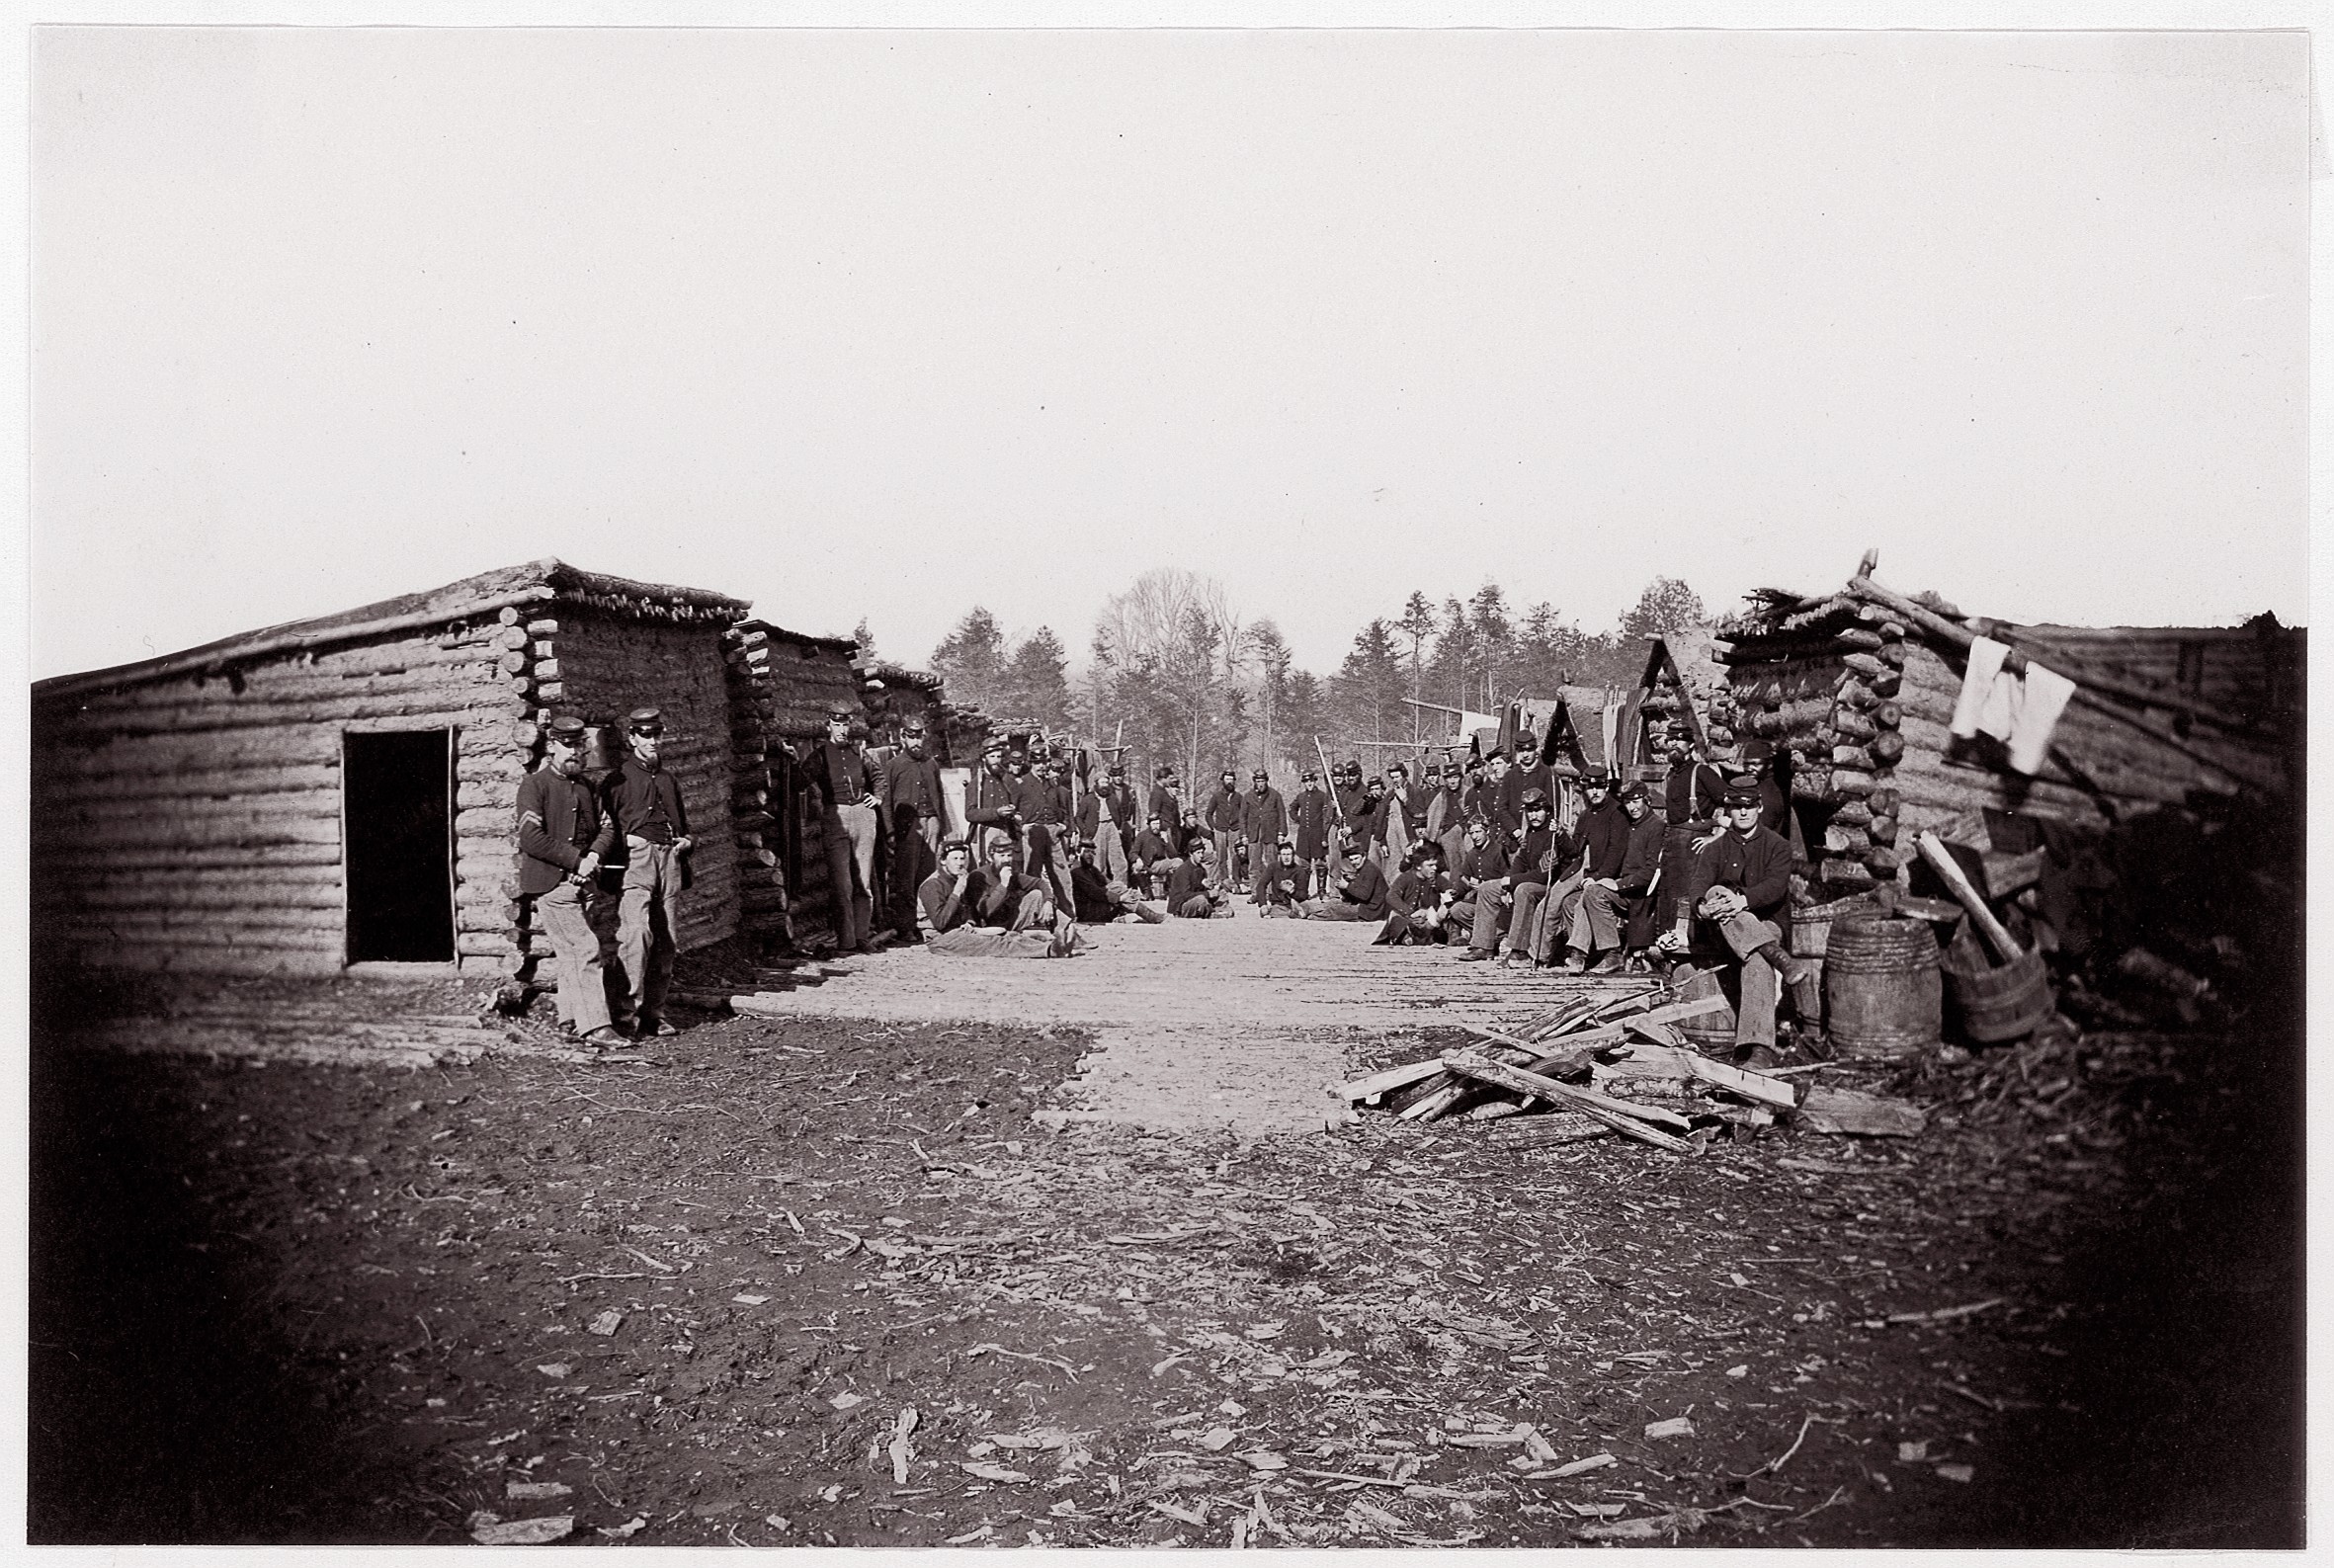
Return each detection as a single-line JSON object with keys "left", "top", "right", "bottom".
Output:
{"left": 1951, "top": 635, "right": 2078, "bottom": 776}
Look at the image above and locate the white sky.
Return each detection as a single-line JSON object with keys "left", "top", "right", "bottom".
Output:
{"left": 28, "top": 23, "right": 2311, "bottom": 682}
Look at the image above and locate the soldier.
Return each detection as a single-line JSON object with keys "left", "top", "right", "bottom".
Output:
{"left": 1074, "top": 758, "right": 1139, "bottom": 890}
{"left": 602, "top": 706, "right": 693, "bottom": 1037}
{"left": 1010, "top": 751, "right": 1075, "bottom": 908}
{"left": 920, "top": 838, "right": 1079, "bottom": 958}
{"left": 1309, "top": 826, "right": 1393, "bottom": 922}
{"left": 807, "top": 705, "right": 883, "bottom": 955}
{"left": 1253, "top": 837, "right": 1314, "bottom": 917}
{"left": 962, "top": 735, "right": 1023, "bottom": 862}
{"left": 1659, "top": 734, "right": 1730, "bottom": 930}
{"left": 1070, "top": 842, "right": 1166, "bottom": 924}
{"left": 1147, "top": 765, "right": 1187, "bottom": 856}
{"left": 1553, "top": 773, "right": 1630, "bottom": 971}
{"left": 881, "top": 717, "right": 946, "bottom": 945}
{"left": 1130, "top": 810, "right": 1182, "bottom": 900}
{"left": 516, "top": 716, "right": 625, "bottom": 1048}
{"left": 1374, "top": 841, "right": 1456, "bottom": 947}
{"left": 1446, "top": 813, "right": 1512, "bottom": 958}
{"left": 1289, "top": 769, "right": 1332, "bottom": 889}
{"left": 1678, "top": 783, "right": 1814, "bottom": 1064}
{"left": 1202, "top": 768, "right": 1245, "bottom": 891}
{"left": 1240, "top": 768, "right": 1286, "bottom": 887}
{"left": 1167, "top": 839, "right": 1233, "bottom": 918}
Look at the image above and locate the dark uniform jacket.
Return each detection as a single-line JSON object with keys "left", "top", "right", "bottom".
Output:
{"left": 1203, "top": 784, "right": 1245, "bottom": 833}
{"left": 917, "top": 869, "right": 976, "bottom": 935}
{"left": 1618, "top": 811, "right": 1667, "bottom": 894}
{"left": 1449, "top": 837, "right": 1511, "bottom": 900}
{"left": 1240, "top": 786, "right": 1286, "bottom": 844}
{"left": 1332, "top": 782, "right": 1370, "bottom": 827}
{"left": 1335, "top": 858, "right": 1392, "bottom": 919}
{"left": 1507, "top": 824, "right": 1579, "bottom": 891}
{"left": 1386, "top": 867, "right": 1451, "bottom": 922}
{"left": 964, "top": 765, "right": 1021, "bottom": 834}
{"left": 1290, "top": 786, "right": 1333, "bottom": 860}
{"left": 1074, "top": 782, "right": 1137, "bottom": 840}
{"left": 882, "top": 750, "right": 946, "bottom": 827}
{"left": 605, "top": 755, "right": 689, "bottom": 845}
{"left": 1146, "top": 784, "right": 1185, "bottom": 850}
{"left": 971, "top": 867, "right": 1047, "bottom": 927}
{"left": 808, "top": 739, "right": 880, "bottom": 813}
{"left": 516, "top": 766, "right": 616, "bottom": 896}
{"left": 1577, "top": 801, "right": 1631, "bottom": 880}
{"left": 1665, "top": 762, "right": 1728, "bottom": 825}
{"left": 1685, "top": 824, "right": 1798, "bottom": 926}
{"left": 1130, "top": 828, "right": 1178, "bottom": 873}
{"left": 1464, "top": 781, "right": 1511, "bottom": 838}
{"left": 1166, "top": 859, "right": 1215, "bottom": 912}
{"left": 1253, "top": 859, "right": 1313, "bottom": 909}
{"left": 1007, "top": 772, "right": 1066, "bottom": 827}
{"left": 1070, "top": 861, "right": 1123, "bottom": 924}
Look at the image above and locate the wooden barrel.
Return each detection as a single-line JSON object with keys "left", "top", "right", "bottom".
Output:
{"left": 1938, "top": 927, "right": 2054, "bottom": 1042}
{"left": 1672, "top": 965, "right": 1737, "bottom": 1054}
{"left": 1790, "top": 892, "right": 1880, "bottom": 960}
{"left": 1822, "top": 916, "right": 1941, "bottom": 1060}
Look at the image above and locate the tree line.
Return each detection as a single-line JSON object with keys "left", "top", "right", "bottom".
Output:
{"left": 907, "top": 572, "right": 1708, "bottom": 785}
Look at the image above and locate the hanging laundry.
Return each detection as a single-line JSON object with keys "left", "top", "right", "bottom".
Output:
{"left": 1951, "top": 635, "right": 2079, "bottom": 776}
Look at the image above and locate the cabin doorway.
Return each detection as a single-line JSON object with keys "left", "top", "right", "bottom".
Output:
{"left": 343, "top": 729, "right": 456, "bottom": 963}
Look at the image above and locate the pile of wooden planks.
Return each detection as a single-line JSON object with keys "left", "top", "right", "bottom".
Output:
{"left": 1339, "top": 984, "right": 1925, "bottom": 1153}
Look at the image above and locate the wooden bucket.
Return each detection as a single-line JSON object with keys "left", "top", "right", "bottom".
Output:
{"left": 1672, "top": 966, "right": 1737, "bottom": 1054}
{"left": 1822, "top": 916, "right": 1941, "bottom": 1060}
{"left": 1938, "top": 926, "right": 2054, "bottom": 1042}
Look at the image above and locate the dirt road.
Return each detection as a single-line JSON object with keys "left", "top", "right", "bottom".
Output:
{"left": 28, "top": 921, "right": 2302, "bottom": 1547}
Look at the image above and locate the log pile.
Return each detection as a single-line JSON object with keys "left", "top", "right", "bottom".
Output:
{"left": 1339, "top": 985, "right": 1928, "bottom": 1152}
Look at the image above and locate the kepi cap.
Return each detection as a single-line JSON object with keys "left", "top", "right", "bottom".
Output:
{"left": 1721, "top": 783, "right": 1762, "bottom": 808}
{"left": 544, "top": 715, "right": 587, "bottom": 742}
{"left": 625, "top": 706, "right": 664, "bottom": 735}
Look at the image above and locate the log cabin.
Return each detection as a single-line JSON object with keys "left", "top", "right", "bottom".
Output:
{"left": 32, "top": 559, "right": 781, "bottom": 977}
{"left": 1711, "top": 557, "right": 2303, "bottom": 897}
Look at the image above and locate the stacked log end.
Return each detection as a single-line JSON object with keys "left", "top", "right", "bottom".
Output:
{"left": 1714, "top": 598, "right": 1910, "bottom": 895}
{"left": 724, "top": 625, "right": 789, "bottom": 941}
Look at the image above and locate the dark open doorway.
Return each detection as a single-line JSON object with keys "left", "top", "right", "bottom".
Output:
{"left": 343, "top": 729, "right": 455, "bottom": 963}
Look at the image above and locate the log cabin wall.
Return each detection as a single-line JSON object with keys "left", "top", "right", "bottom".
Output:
{"left": 32, "top": 614, "right": 530, "bottom": 975}
{"left": 1717, "top": 597, "right": 2303, "bottom": 897}
{"left": 741, "top": 624, "right": 868, "bottom": 945}
{"left": 32, "top": 558, "right": 767, "bottom": 979}
{"left": 533, "top": 611, "right": 743, "bottom": 960}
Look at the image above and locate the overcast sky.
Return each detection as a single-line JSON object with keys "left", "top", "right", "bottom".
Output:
{"left": 30, "top": 24, "right": 2309, "bottom": 683}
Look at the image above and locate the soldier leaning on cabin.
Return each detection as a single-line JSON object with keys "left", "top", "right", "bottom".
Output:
{"left": 601, "top": 706, "right": 693, "bottom": 1040}
{"left": 515, "top": 715, "right": 625, "bottom": 1048}
{"left": 807, "top": 707, "right": 884, "bottom": 955}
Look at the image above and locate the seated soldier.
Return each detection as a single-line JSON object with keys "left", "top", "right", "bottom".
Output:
{"left": 1166, "top": 839, "right": 1234, "bottom": 919}
{"left": 1308, "top": 826, "right": 1393, "bottom": 921}
{"left": 1129, "top": 810, "right": 1183, "bottom": 901}
{"left": 1070, "top": 842, "right": 1166, "bottom": 925}
{"left": 1374, "top": 840, "right": 1457, "bottom": 946}
{"left": 919, "top": 838, "right": 1080, "bottom": 958}
{"left": 1446, "top": 814, "right": 1511, "bottom": 957}
{"left": 1675, "top": 783, "right": 1814, "bottom": 1064}
{"left": 1252, "top": 836, "right": 1314, "bottom": 917}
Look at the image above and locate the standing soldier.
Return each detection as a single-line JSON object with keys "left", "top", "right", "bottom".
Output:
{"left": 1075, "top": 757, "right": 1138, "bottom": 891}
{"left": 603, "top": 707, "right": 692, "bottom": 1038}
{"left": 1240, "top": 768, "right": 1285, "bottom": 889}
{"left": 516, "top": 716, "right": 624, "bottom": 1048}
{"left": 882, "top": 717, "right": 946, "bottom": 945}
{"left": 1203, "top": 768, "right": 1245, "bottom": 892}
{"left": 1290, "top": 767, "right": 1333, "bottom": 891}
{"left": 806, "top": 706, "right": 883, "bottom": 955}
{"left": 1147, "top": 765, "right": 1186, "bottom": 857}
{"left": 963, "top": 735, "right": 1023, "bottom": 863}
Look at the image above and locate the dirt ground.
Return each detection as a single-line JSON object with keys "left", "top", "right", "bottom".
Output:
{"left": 28, "top": 947, "right": 2302, "bottom": 1548}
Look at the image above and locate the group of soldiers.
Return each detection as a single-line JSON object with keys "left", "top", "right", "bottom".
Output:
{"left": 518, "top": 701, "right": 1810, "bottom": 1062}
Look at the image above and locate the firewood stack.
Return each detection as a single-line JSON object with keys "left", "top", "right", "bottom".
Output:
{"left": 1713, "top": 593, "right": 1912, "bottom": 898}
{"left": 1339, "top": 984, "right": 1927, "bottom": 1153}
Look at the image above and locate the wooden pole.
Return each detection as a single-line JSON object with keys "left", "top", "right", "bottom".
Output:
{"left": 1914, "top": 830, "right": 2023, "bottom": 961}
